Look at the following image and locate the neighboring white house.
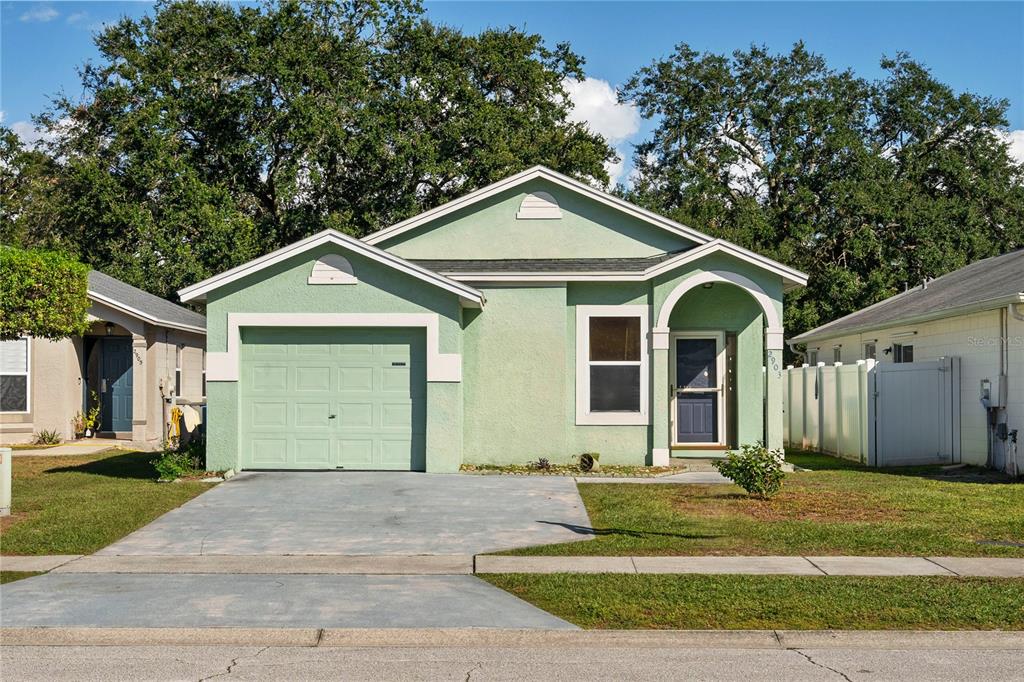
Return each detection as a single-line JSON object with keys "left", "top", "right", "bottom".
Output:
{"left": 789, "top": 249, "right": 1023, "bottom": 471}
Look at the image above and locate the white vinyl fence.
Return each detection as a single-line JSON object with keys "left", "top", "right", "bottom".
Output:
{"left": 783, "top": 358, "right": 961, "bottom": 467}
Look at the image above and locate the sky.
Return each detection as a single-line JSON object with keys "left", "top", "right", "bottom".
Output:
{"left": 2, "top": 1, "right": 1022, "bottom": 184}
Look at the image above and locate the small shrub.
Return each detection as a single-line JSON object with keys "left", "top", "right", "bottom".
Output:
{"left": 33, "top": 429, "right": 62, "bottom": 445}
{"left": 713, "top": 443, "right": 786, "bottom": 499}
{"left": 529, "top": 457, "right": 552, "bottom": 471}
{"left": 152, "top": 437, "right": 206, "bottom": 481}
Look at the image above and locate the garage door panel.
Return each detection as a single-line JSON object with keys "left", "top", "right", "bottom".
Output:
{"left": 296, "top": 367, "right": 332, "bottom": 391}
{"left": 240, "top": 328, "right": 426, "bottom": 470}
{"left": 295, "top": 402, "right": 331, "bottom": 427}
{"left": 251, "top": 438, "right": 288, "bottom": 465}
{"left": 252, "top": 367, "right": 288, "bottom": 392}
{"left": 252, "top": 402, "right": 288, "bottom": 427}
{"left": 339, "top": 367, "right": 374, "bottom": 391}
{"left": 295, "top": 439, "right": 331, "bottom": 464}
{"left": 338, "top": 439, "right": 374, "bottom": 468}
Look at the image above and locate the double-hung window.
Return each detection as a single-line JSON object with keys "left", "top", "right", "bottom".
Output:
{"left": 576, "top": 305, "right": 649, "bottom": 425}
{"left": 175, "top": 345, "right": 182, "bottom": 397}
{"left": 0, "top": 337, "right": 30, "bottom": 413}
{"left": 893, "top": 343, "right": 914, "bottom": 363}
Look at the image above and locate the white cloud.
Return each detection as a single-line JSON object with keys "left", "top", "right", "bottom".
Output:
{"left": 563, "top": 78, "right": 639, "bottom": 144}
{"left": 603, "top": 157, "right": 625, "bottom": 187}
{"left": 66, "top": 11, "right": 88, "bottom": 25}
{"left": 997, "top": 129, "right": 1024, "bottom": 165}
{"left": 19, "top": 4, "right": 59, "bottom": 22}
{"left": 10, "top": 118, "right": 71, "bottom": 148}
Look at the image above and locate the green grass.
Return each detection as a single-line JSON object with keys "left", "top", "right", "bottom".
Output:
{"left": 484, "top": 574, "right": 1024, "bottom": 630}
{"left": 504, "top": 452, "right": 1024, "bottom": 557}
{"left": 0, "top": 571, "right": 43, "bottom": 584}
{"left": 0, "top": 451, "right": 212, "bottom": 555}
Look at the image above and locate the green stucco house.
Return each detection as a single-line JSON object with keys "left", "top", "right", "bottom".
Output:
{"left": 179, "top": 167, "right": 807, "bottom": 472}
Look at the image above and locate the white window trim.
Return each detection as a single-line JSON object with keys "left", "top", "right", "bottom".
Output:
{"left": 174, "top": 345, "right": 182, "bottom": 397}
{"left": 0, "top": 336, "right": 31, "bottom": 415}
{"left": 575, "top": 304, "right": 649, "bottom": 426}
{"left": 670, "top": 331, "right": 726, "bottom": 447}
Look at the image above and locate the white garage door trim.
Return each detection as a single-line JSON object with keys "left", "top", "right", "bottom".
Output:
{"left": 207, "top": 312, "right": 461, "bottom": 383}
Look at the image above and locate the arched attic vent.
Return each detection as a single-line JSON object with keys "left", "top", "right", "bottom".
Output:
{"left": 308, "top": 253, "right": 358, "bottom": 284}
{"left": 516, "top": 191, "right": 562, "bottom": 220}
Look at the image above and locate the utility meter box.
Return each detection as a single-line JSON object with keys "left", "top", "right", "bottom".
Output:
{"left": 980, "top": 375, "right": 1007, "bottom": 409}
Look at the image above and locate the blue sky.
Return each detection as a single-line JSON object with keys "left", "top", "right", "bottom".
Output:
{"left": 3, "top": 1, "right": 1022, "bottom": 182}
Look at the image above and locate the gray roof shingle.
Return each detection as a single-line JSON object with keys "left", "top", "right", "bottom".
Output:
{"left": 412, "top": 251, "right": 685, "bottom": 274}
{"left": 88, "top": 271, "right": 206, "bottom": 332}
{"left": 792, "top": 249, "right": 1024, "bottom": 342}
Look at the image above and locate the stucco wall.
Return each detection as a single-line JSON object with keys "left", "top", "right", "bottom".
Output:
{"left": 378, "top": 178, "right": 695, "bottom": 260}
{"left": 204, "top": 243, "right": 465, "bottom": 472}
{"left": 801, "top": 309, "right": 1019, "bottom": 466}
{"left": 462, "top": 286, "right": 571, "bottom": 463}
{"left": 0, "top": 337, "right": 81, "bottom": 443}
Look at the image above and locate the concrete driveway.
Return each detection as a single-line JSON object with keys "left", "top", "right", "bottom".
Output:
{"left": 98, "top": 472, "right": 592, "bottom": 556}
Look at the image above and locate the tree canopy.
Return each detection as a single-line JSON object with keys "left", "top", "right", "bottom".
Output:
{"left": 621, "top": 43, "right": 1024, "bottom": 340}
{"left": 1, "top": 0, "right": 613, "bottom": 298}
{"left": 0, "top": 246, "right": 90, "bottom": 341}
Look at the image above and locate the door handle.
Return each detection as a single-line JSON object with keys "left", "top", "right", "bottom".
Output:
{"left": 101, "top": 379, "right": 107, "bottom": 392}
{"left": 328, "top": 414, "right": 337, "bottom": 419}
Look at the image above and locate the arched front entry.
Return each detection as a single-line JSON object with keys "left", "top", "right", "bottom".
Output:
{"left": 650, "top": 270, "right": 785, "bottom": 465}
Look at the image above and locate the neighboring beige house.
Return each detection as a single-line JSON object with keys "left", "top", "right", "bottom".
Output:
{"left": 789, "top": 249, "right": 1023, "bottom": 470}
{"left": 1, "top": 271, "right": 206, "bottom": 447}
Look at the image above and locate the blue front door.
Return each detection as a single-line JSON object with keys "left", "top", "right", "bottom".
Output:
{"left": 100, "top": 337, "right": 133, "bottom": 432}
{"left": 674, "top": 338, "right": 718, "bottom": 443}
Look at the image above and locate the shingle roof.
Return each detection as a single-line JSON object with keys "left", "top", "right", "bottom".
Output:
{"left": 791, "top": 249, "right": 1024, "bottom": 342}
{"left": 412, "top": 251, "right": 685, "bottom": 274}
{"left": 89, "top": 271, "right": 206, "bottom": 332}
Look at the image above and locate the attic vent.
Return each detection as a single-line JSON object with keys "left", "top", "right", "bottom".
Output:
{"left": 308, "top": 253, "right": 357, "bottom": 285}
{"left": 516, "top": 191, "right": 561, "bottom": 220}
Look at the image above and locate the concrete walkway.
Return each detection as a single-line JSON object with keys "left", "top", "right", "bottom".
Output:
{"left": 6, "top": 554, "right": 1022, "bottom": 577}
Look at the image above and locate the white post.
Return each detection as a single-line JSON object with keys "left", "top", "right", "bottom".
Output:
{"left": 0, "top": 447, "right": 11, "bottom": 517}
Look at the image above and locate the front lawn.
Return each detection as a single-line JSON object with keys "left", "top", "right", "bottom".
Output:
{"left": 505, "top": 452, "right": 1024, "bottom": 557}
{"left": 0, "top": 451, "right": 211, "bottom": 555}
{"left": 484, "top": 574, "right": 1024, "bottom": 630}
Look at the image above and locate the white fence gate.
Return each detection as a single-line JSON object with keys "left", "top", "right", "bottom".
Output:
{"left": 783, "top": 358, "right": 961, "bottom": 467}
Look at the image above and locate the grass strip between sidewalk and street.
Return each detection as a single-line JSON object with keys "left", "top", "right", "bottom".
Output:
{"left": 503, "top": 452, "right": 1024, "bottom": 557}
{"left": 0, "top": 451, "right": 211, "bottom": 556}
{"left": 483, "top": 574, "right": 1024, "bottom": 630}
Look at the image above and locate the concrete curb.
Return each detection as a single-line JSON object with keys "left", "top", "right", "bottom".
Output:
{"left": 49, "top": 555, "right": 474, "bottom": 575}
{"left": 3, "top": 627, "right": 1022, "bottom": 649}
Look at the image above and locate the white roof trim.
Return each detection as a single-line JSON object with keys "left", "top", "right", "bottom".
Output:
{"left": 88, "top": 291, "right": 206, "bottom": 334}
{"left": 177, "top": 229, "right": 485, "bottom": 307}
{"left": 438, "top": 240, "right": 807, "bottom": 289}
{"left": 362, "top": 165, "right": 713, "bottom": 247}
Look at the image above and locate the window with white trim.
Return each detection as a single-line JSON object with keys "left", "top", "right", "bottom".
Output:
{"left": 576, "top": 305, "right": 649, "bottom": 425}
{"left": 807, "top": 349, "right": 818, "bottom": 365}
{"left": 0, "top": 337, "right": 30, "bottom": 413}
{"left": 175, "top": 345, "right": 182, "bottom": 397}
{"left": 863, "top": 342, "right": 876, "bottom": 360}
{"left": 832, "top": 345, "right": 842, "bottom": 364}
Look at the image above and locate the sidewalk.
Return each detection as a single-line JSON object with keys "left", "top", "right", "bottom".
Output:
{"left": 5, "top": 554, "right": 1022, "bottom": 577}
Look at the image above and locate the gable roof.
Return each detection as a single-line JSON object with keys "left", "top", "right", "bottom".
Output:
{"left": 89, "top": 271, "right": 206, "bottom": 333}
{"left": 362, "top": 165, "right": 714, "bottom": 248}
{"left": 791, "top": 249, "right": 1024, "bottom": 343}
{"left": 413, "top": 239, "right": 808, "bottom": 290}
{"left": 177, "top": 229, "right": 486, "bottom": 307}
